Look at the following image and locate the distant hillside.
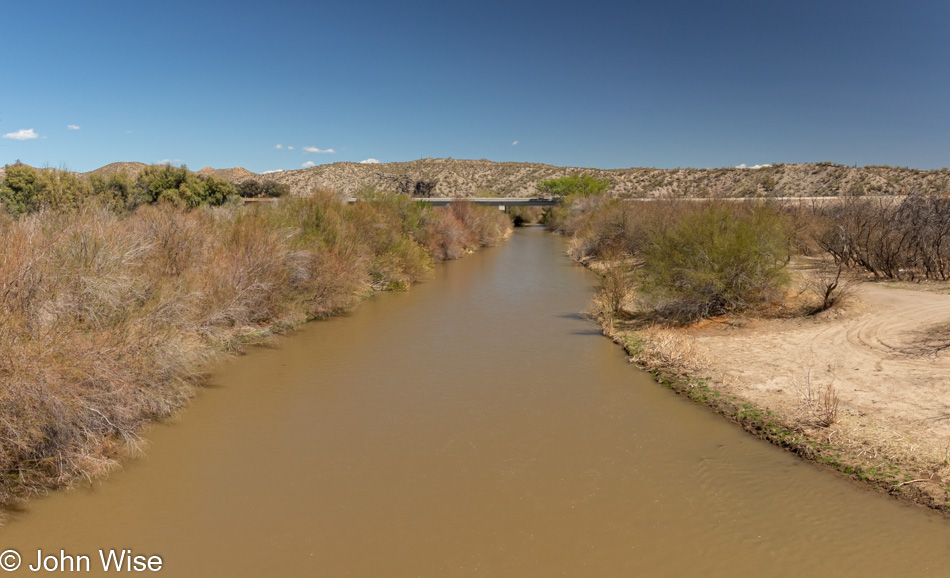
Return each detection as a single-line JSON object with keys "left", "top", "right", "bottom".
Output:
{"left": 196, "top": 166, "right": 257, "bottom": 182}
{"left": 251, "top": 158, "right": 950, "bottom": 199}
{"left": 85, "top": 162, "right": 149, "bottom": 181}
{"left": 6, "top": 159, "right": 950, "bottom": 199}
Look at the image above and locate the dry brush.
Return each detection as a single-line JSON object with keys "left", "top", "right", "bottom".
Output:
{"left": 0, "top": 193, "right": 511, "bottom": 506}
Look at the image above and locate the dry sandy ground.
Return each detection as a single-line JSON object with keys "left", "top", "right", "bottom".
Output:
{"left": 691, "top": 281, "right": 950, "bottom": 466}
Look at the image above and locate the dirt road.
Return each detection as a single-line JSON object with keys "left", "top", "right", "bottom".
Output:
{"left": 696, "top": 282, "right": 950, "bottom": 465}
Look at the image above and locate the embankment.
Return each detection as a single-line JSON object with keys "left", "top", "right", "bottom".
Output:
{"left": 586, "top": 285, "right": 950, "bottom": 514}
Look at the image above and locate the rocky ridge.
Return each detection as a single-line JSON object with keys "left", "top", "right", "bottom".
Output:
{"left": 226, "top": 159, "right": 950, "bottom": 199}
{"left": 5, "top": 158, "right": 950, "bottom": 199}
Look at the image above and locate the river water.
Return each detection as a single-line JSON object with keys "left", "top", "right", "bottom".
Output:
{"left": 3, "top": 226, "right": 950, "bottom": 576}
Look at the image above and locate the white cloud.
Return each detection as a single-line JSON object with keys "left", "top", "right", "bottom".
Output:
{"left": 275, "top": 144, "right": 284, "bottom": 149}
{"left": 2, "top": 128, "right": 39, "bottom": 140}
{"left": 303, "top": 146, "right": 336, "bottom": 154}
{"left": 735, "top": 163, "right": 771, "bottom": 170}
{"left": 67, "top": 124, "right": 80, "bottom": 130}
{"left": 302, "top": 161, "right": 316, "bottom": 168}
{"left": 512, "top": 140, "right": 519, "bottom": 146}
{"left": 157, "top": 158, "right": 183, "bottom": 165}
{"left": 287, "top": 146, "right": 294, "bottom": 150}
{"left": 359, "top": 158, "right": 380, "bottom": 164}
{"left": 262, "top": 170, "right": 283, "bottom": 174}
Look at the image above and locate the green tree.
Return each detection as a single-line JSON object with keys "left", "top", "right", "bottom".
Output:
{"left": 35, "top": 168, "right": 91, "bottom": 211}
{"left": 89, "top": 171, "right": 144, "bottom": 210}
{"left": 539, "top": 173, "right": 611, "bottom": 231}
{"left": 137, "top": 164, "right": 237, "bottom": 208}
{"left": 237, "top": 179, "right": 290, "bottom": 198}
{"left": 138, "top": 164, "right": 193, "bottom": 204}
{"left": 198, "top": 175, "right": 238, "bottom": 207}
{"left": 0, "top": 162, "right": 39, "bottom": 215}
{"left": 537, "top": 173, "right": 610, "bottom": 198}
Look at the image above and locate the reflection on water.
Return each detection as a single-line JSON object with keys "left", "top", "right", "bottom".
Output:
{"left": 4, "top": 226, "right": 950, "bottom": 576}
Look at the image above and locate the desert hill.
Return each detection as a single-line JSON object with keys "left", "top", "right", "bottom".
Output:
{"left": 85, "top": 162, "right": 149, "bottom": 180}
{"left": 247, "top": 158, "right": 950, "bottom": 199}
{"left": 196, "top": 166, "right": 257, "bottom": 182}
{"left": 4, "top": 158, "right": 950, "bottom": 199}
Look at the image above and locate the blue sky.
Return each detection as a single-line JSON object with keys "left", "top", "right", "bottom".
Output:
{"left": 2, "top": 0, "right": 948, "bottom": 172}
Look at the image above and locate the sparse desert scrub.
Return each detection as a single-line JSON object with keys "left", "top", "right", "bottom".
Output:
{"left": 0, "top": 192, "right": 511, "bottom": 506}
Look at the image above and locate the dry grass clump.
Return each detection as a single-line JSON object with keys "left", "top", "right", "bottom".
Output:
{"left": 791, "top": 363, "right": 840, "bottom": 427}
{"left": 0, "top": 192, "right": 511, "bottom": 505}
{"left": 626, "top": 326, "right": 711, "bottom": 377}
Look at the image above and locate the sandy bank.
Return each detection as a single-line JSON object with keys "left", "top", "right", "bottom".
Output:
{"left": 603, "top": 274, "right": 950, "bottom": 512}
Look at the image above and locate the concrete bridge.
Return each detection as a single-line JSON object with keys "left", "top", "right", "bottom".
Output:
{"left": 248, "top": 195, "right": 910, "bottom": 207}
{"left": 338, "top": 197, "right": 559, "bottom": 209}
{"left": 408, "top": 197, "right": 559, "bottom": 207}
{"left": 245, "top": 196, "right": 558, "bottom": 207}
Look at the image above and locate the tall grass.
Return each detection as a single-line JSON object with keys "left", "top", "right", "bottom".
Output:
{"left": 0, "top": 192, "right": 510, "bottom": 505}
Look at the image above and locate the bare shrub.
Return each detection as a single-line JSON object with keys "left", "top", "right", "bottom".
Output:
{"left": 420, "top": 202, "right": 510, "bottom": 260}
{"left": 597, "top": 252, "right": 635, "bottom": 317}
{"left": 291, "top": 246, "right": 368, "bottom": 318}
{"left": 136, "top": 204, "right": 208, "bottom": 278}
{"left": 816, "top": 196, "right": 950, "bottom": 280}
{"left": 806, "top": 260, "right": 859, "bottom": 313}
{"left": 776, "top": 200, "right": 833, "bottom": 256}
{"left": 574, "top": 198, "right": 646, "bottom": 260}
{"left": 792, "top": 364, "right": 840, "bottom": 427}
{"left": 567, "top": 198, "right": 690, "bottom": 263}
{"left": 449, "top": 201, "right": 509, "bottom": 247}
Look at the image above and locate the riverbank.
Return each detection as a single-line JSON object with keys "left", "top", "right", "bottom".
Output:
{"left": 0, "top": 194, "right": 511, "bottom": 509}
{"left": 586, "top": 261, "right": 950, "bottom": 514}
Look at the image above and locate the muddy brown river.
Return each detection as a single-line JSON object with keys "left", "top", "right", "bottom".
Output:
{"left": 3, "top": 226, "right": 950, "bottom": 576}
